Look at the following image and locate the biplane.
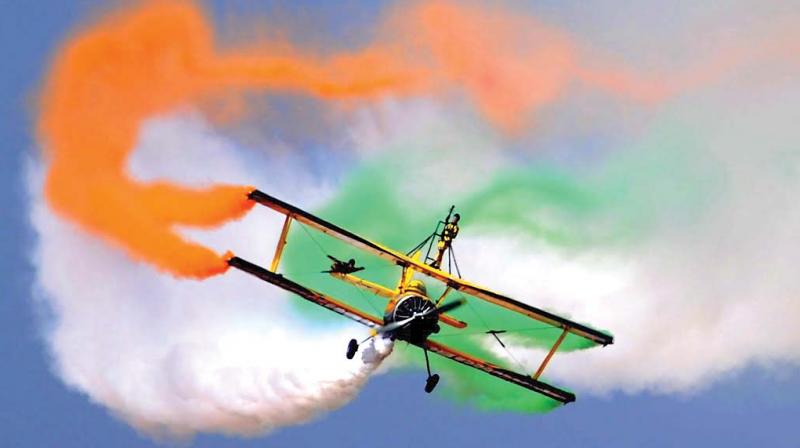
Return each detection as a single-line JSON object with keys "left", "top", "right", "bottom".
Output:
{"left": 226, "top": 189, "right": 613, "bottom": 404}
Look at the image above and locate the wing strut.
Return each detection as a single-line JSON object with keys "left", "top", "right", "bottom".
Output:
{"left": 270, "top": 214, "right": 293, "bottom": 272}
{"left": 533, "top": 327, "right": 569, "bottom": 380}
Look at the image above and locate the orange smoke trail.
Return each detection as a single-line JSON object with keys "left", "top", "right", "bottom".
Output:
{"left": 38, "top": 1, "right": 428, "bottom": 279}
{"left": 404, "top": 1, "right": 707, "bottom": 131}
{"left": 407, "top": 1, "right": 577, "bottom": 132}
{"left": 38, "top": 0, "right": 681, "bottom": 279}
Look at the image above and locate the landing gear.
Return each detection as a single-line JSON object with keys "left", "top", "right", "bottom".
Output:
{"left": 422, "top": 348, "right": 439, "bottom": 393}
{"left": 346, "top": 339, "right": 358, "bottom": 359}
{"left": 425, "top": 374, "right": 440, "bottom": 393}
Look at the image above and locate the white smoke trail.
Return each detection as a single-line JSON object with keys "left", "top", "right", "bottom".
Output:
{"left": 343, "top": 72, "right": 800, "bottom": 397}
{"left": 458, "top": 85, "right": 800, "bottom": 395}
{"left": 29, "top": 113, "right": 392, "bottom": 438}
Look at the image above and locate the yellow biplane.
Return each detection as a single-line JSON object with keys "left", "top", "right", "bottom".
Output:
{"left": 227, "top": 189, "right": 613, "bottom": 404}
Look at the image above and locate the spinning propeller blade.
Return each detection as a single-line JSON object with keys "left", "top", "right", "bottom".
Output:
{"left": 436, "top": 298, "right": 465, "bottom": 314}
{"left": 376, "top": 316, "right": 416, "bottom": 334}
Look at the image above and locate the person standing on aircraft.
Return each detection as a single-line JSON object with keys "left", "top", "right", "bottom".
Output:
{"left": 442, "top": 213, "right": 460, "bottom": 243}
{"left": 438, "top": 213, "right": 460, "bottom": 252}
{"left": 432, "top": 213, "right": 460, "bottom": 268}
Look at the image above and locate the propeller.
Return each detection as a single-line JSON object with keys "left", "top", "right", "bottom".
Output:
{"left": 435, "top": 299, "right": 465, "bottom": 315}
{"left": 376, "top": 316, "right": 417, "bottom": 334}
{"left": 376, "top": 298, "right": 465, "bottom": 334}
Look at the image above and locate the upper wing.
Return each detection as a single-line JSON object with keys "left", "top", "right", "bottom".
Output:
{"left": 248, "top": 189, "right": 612, "bottom": 346}
{"left": 227, "top": 255, "right": 382, "bottom": 328}
{"left": 418, "top": 339, "right": 575, "bottom": 404}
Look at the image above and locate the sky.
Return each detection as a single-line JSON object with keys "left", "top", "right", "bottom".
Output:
{"left": 3, "top": 0, "right": 800, "bottom": 447}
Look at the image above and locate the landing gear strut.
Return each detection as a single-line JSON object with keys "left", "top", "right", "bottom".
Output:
{"left": 346, "top": 339, "right": 358, "bottom": 359}
{"left": 423, "top": 348, "right": 440, "bottom": 393}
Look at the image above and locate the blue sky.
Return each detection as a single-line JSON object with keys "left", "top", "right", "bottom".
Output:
{"left": 2, "top": 1, "right": 800, "bottom": 446}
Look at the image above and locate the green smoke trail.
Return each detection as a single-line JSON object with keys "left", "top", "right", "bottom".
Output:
{"left": 281, "top": 117, "right": 721, "bottom": 412}
{"left": 461, "top": 124, "right": 720, "bottom": 249}
{"left": 279, "top": 170, "right": 568, "bottom": 411}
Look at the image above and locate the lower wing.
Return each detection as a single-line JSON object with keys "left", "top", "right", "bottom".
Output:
{"left": 418, "top": 339, "right": 576, "bottom": 404}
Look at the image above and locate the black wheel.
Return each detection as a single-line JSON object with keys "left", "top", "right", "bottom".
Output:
{"left": 346, "top": 339, "right": 358, "bottom": 359}
{"left": 424, "top": 374, "right": 440, "bottom": 393}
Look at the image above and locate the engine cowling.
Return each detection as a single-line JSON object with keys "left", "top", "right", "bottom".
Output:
{"left": 385, "top": 292, "right": 439, "bottom": 343}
